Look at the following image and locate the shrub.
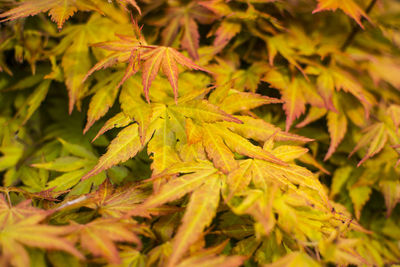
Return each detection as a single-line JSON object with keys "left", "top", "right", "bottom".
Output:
{"left": 0, "top": 0, "right": 400, "bottom": 266}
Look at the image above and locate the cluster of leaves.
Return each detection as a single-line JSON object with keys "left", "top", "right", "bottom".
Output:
{"left": 0, "top": 0, "right": 400, "bottom": 266}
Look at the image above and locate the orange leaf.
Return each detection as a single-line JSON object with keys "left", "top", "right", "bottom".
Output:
{"left": 141, "top": 47, "right": 208, "bottom": 103}
{"left": 313, "top": 0, "right": 370, "bottom": 28}
{"left": 73, "top": 219, "right": 141, "bottom": 264}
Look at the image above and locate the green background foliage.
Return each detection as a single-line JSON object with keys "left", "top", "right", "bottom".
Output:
{"left": 0, "top": 0, "right": 400, "bottom": 266}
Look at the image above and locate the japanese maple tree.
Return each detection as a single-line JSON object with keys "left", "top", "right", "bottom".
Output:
{"left": 1, "top": 0, "right": 400, "bottom": 266}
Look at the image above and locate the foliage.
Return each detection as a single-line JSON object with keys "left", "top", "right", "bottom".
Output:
{"left": 0, "top": 0, "right": 400, "bottom": 266}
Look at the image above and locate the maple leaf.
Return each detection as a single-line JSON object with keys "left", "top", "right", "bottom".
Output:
{"left": 0, "top": 0, "right": 75, "bottom": 29}
{"left": 176, "top": 254, "right": 245, "bottom": 267}
{"left": 0, "top": 0, "right": 141, "bottom": 29}
{"left": 0, "top": 195, "right": 83, "bottom": 267}
{"left": 264, "top": 252, "right": 320, "bottom": 267}
{"left": 83, "top": 180, "right": 178, "bottom": 218}
{"left": 222, "top": 115, "right": 313, "bottom": 143}
{"left": 140, "top": 46, "right": 208, "bottom": 103}
{"left": 213, "top": 20, "right": 242, "bottom": 51}
{"left": 92, "top": 112, "right": 132, "bottom": 142}
{"left": 379, "top": 180, "right": 400, "bottom": 217}
{"left": 219, "top": 91, "right": 282, "bottom": 114}
{"left": 143, "top": 162, "right": 218, "bottom": 209}
{"left": 262, "top": 71, "right": 309, "bottom": 131}
{"left": 86, "top": 32, "right": 209, "bottom": 103}
{"left": 325, "top": 110, "right": 348, "bottom": 160}
{"left": 81, "top": 123, "right": 143, "bottom": 180}
{"left": 349, "top": 122, "right": 389, "bottom": 166}
{"left": 32, "top": 139, "right": 105, "bottom": 194}
{"left": 83, "top": 72, "right": 124, "bottom": 133}
{"left": 313, "top": 0, "right": 370, "bottom": 28}
{"left": 70, "top": 218, "right": 141, "bottom": 264}
{"left": 152, "top": 2, "right": 215, "bottom": 60}
{"left": 147, "top": 114, "right": 182, "bottom": 175}
{"left": 119, "top": 83, "right": 152, "bottom": 144}
{"left": 167, "top": 176, "right": 221, "bottom": 266}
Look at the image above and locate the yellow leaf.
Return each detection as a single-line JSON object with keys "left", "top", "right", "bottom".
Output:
{"left": 264, "top": 251, "right": 321, "bottom": 267}
{"left": 325, "top": 110, "right": 348, "bottom": 160}
{"left": 82, "top": 124, "right": 142, "bottom": 180}
{"left": 72, "top": 219, "right": 141, "bottom": 264}
{"left": 167, "top": 176, "right": 221, "bottom": 267}
{"left": 170, "top": 100, "right": 242, "bottom": 124}
{"left": 143, "top": 170, "right": 217, "bottom": 208}
{"left": 202, "top": 126, "right": 238, "bottom": 174}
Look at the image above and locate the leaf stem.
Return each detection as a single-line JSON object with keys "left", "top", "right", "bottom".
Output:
{"left": 340, "top": 0, "right": 377, "bottom": 51}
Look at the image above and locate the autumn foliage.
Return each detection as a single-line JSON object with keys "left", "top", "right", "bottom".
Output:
{"left": 0, "top": 0, "right": 400, "bottom": 266}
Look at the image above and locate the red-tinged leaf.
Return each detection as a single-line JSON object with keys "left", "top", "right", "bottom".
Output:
{"left": 82, "top": 53, "right": 125, "bottom": 83}
{"left": 5, "top": 219, "right": 82, "bottom": 257}
{"left": 154, "top": 2, "right": 214, "bottom": 58}
{"left": 313, "top": 0, "right": 370, "bottom": 28}
{"left": 181, "top": 16, "right": 200, "bottom": 60}
{"left": 0, "top": 198, "right": 83, "bottom": 267}
{"left": 223, "top": 116, "right": 313, "bottom": 143}
{"left": 92, "top": 112, "right": 131, "bottom": 142}
{"left": 73, "top": 219, "right": 141, "bottom": 264}
{"left": 170, "top": 100, "right": 242, "bottom": 124}
{"left": 176, "top": 254, "right": 245, "bottom": 267}
{"left": 325, "top": 111, "right": 348, "bottom": 161}
{"left": 84, "top": 181, "right": 149, "bottom": 218}
{"left": 167, "top": 176, "right": 221, "bottom": 267}
{"left": 281, "top": 79, "right": 306, "bottom": 131}
{"left": 202, "top": 126, "right": 239, "bottom": 174}
{"left": 82, "top": 124, "right": 142, "bottom": 180}
{"left": 161, "top": 48, "right": 179, "bottom": 103}
{"left": 143, "top": 170, "right": 217, "bottom": 209}
{"left": 0, "top": 0, "right": 60, "bottom": 23}
{"left": 161, "top": 16, "right": 181, "bottom": 46}
{"left": 140, "top": 47, "right": 207, "bottom": 102}
{"left": 219, "top": 92, "right": 282, "bottom": 114}
{"left": 168, "top": 48, "right": 208, "bottom": 72}
{"left": 48, "top": 2, "right": 77, "bottom": 29}
{"left": 0, "top": 195, "right": 46, "bottom": 227}
{"left": 213, "top": 20, "right": 242, "bottom": 49}
{"left": 142, "top": 48, "right": 165, "bottom": 103}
